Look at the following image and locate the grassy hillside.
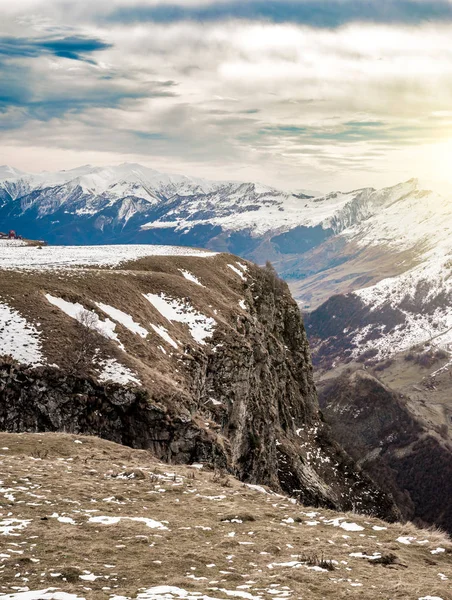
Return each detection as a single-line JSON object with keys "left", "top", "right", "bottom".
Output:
{"left": 0, "top": 432, "right": 451, "bottom": 600}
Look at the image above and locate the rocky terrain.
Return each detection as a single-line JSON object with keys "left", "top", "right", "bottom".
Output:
{"left": 0, "top": 241, "right": 397, "bottom": 520}
{"left": 0, "top": 432, "right": 450, "bottom": 600}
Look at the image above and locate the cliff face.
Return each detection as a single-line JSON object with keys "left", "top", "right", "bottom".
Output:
{"left": 0, "top": 248, "right": 399, "bottom": 520}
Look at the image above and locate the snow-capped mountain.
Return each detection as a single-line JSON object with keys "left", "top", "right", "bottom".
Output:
{"left": 304, "top": 178, "right": 452, "bottom": 366}
{"left": 3, "top": 162, "right": 452, "bottom": 363}
{"left": 0, "top": 162, "right": 431, "bottom": 251}
{"left": 0, "top": 163, "right": 322, "bottom": 246}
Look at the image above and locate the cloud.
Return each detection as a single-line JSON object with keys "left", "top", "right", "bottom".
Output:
{"left": 0, "top": 57, "right": 177, "bottom": 121}
{"left": 106, "top": 0, "right": 452, "bottom": 28}
{"left": 0, "top": 34, "right": 111, "bottom": 62}
{"left": 2, "top": 2, "right": 452, "bottom": 191}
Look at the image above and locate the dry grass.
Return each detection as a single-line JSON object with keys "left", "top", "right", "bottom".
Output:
{"left": 0, "top": 253, "right": 251, "bottom": 392}
{"left": 0, "top": 432, "right": 450, "bottom": 600}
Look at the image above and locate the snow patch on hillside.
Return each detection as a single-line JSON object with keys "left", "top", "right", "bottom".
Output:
{"left": 150, "top": 324, "right": 179, "bottom": 349}
{"left": 97, "top": 359, "right": 141, "bottom": 386}
{"left": 45, "top": 295, "right": 124, "bottom": 350}
{"left": 0, "top": 591, "right": 86, "bottom": 599}
{"left": 179, "top": 269, "right": 204, "bottom": 287}
{"left": 0, "top": 303, "right": 43, "bottom": 365}
{"left": 88, "top": 515, "right": 167, "bottom": 529}
{"left": 144, "top": 294, "right": 215, "bottom": 345}
{"left": 96, "top": 303, "right": 148, "bottom": 338}
{"left": 228, "top": 264, "right": 246, "bottom": 280}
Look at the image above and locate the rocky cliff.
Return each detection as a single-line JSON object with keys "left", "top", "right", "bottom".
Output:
{"left": 0, "top": 244, "right": 399, "bottom": 520}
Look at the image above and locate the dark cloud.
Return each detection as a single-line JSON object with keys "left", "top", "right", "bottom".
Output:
{"left": 106, "top": 1, "right": 452, "bottom": 28}
{"left": 0, "top": 35, "right": 111, "bottom": 62}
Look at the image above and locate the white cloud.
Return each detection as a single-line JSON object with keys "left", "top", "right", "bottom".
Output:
{"left": 1, "top": 4, "right": 452, "bottom": 190}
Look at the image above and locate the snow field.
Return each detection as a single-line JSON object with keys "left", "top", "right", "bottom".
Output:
{"left": 0, "top": 245, "right": 217, "bottom": 271}
{"left": 0, "top": 303, "right": 43, "bottom": 365}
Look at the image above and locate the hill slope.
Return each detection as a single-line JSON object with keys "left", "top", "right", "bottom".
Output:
{"left": 317, "top": 370, "right": 452, "bottom": 534}
{"left": 0, "top": 432, "right": 450, "bottom": 600}
{"left": 0, "top": 242, "right": 397, "bottom": 520}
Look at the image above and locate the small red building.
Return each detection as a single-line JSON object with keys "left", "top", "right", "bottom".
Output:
{"left": 8, "top": 230, "right": 16, "bottom": 239}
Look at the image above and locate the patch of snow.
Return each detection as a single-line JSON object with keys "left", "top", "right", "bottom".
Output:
{"left": 45, "top": 295, "right": 124, "bottom": 350}
{"left": 50, "top": 514, "right": 76, "bottom": 525}
{"left": 207, "top": 397, "right": 222, "bottom": 406}
{"left": 0, "top": 518, "right": 31, "bottom": 536}
{"left": 349, "top": 552, "right": 381, "bottom": 560}
{"left": 236, "top": 262, "right": 248, "bottom": 272}
{"left": 228, "top": 264, "right": 246, "bottom": 280}
{"left": 79, "top": 573, "right": 99, "bottom": 581}
{"left": 0, "top": 303, "right": 44, "bottom": 365}
{"left": 88, "top": 515, "right": 167, "bottom": 530}
{"left": 97, "top": 359, "right": 141, "bottom": 386}
{"left": 340, "top": 522, "right": 364, "bottom": 532}
{"left": 150, "top": 324, "right": 179, "bottom": 349}
{"left": 397, "top": 536, "right": 416, "bottom": 545}
{"left": 130, "top": 586, "right": 230, "bottom": 600}
{"left": 144, "top": 294, "right": 215, "bottom": 345}
{"left": 0, "top": 591, "right": 86, "bottom": 599}
{"left": 179, "top": 269, "right": 204, "bottom": 287}
{"left": 96, "top": 303, "right": 148, "bottom": 338}
{"left": 244, "top": 484, "right": 270, "bottom": 495}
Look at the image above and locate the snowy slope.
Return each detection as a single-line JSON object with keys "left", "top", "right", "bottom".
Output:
{"left": 0, "top": 163, "right": 438, "bottom": 255}
{"left": 0, "top": 243, "right": 216, "bottom": 270}
{"left": 141, "top": 187, "right": 362, "bottom": 237}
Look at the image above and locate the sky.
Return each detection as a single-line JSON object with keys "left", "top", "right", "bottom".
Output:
{"left": 2, "top": 0, "right": 452, "bottom": 192}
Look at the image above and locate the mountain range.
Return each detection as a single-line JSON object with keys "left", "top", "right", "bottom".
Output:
{"left": 2, "top": 163, "right": 452, "bottom": 360}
